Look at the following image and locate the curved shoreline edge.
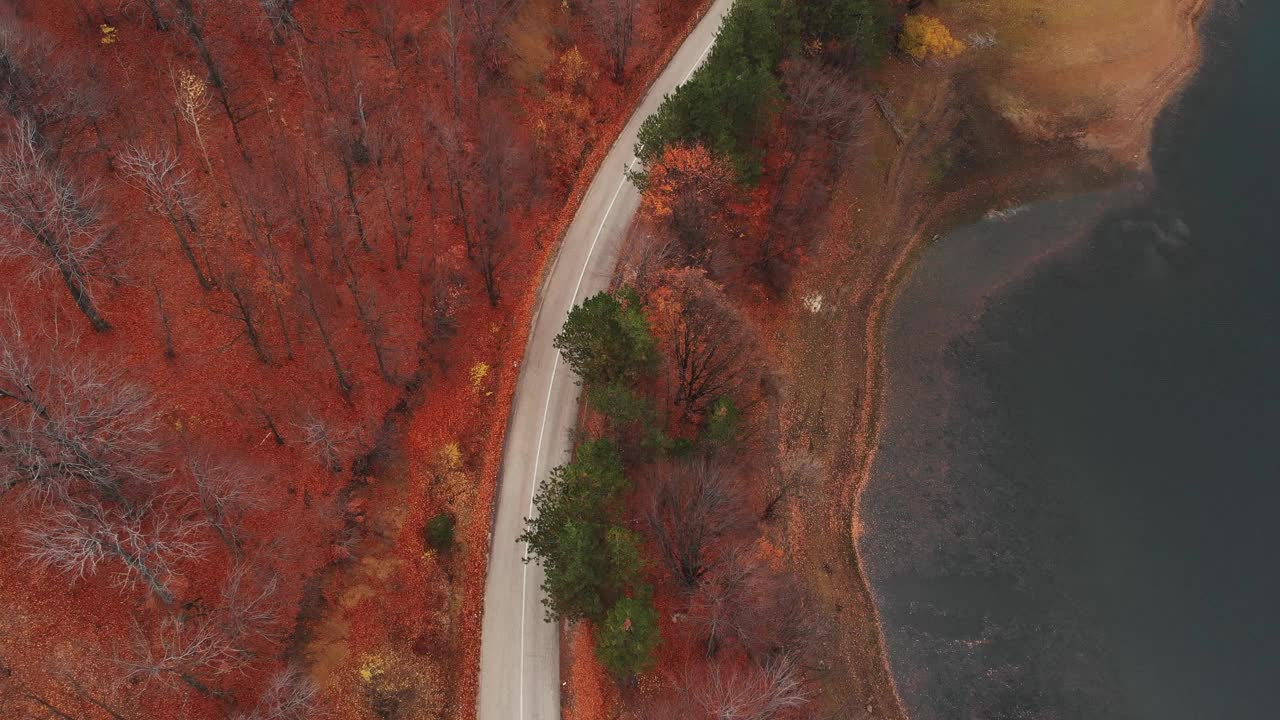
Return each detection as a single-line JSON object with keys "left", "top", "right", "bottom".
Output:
{"left": 842, "top": 1, "right": 1213, "bottom": 715}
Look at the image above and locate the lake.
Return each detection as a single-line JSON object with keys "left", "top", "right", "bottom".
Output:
{"left": 859, "top": 3, "right": 1280, "bottom": 718}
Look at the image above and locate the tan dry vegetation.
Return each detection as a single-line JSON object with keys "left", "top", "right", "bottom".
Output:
{"left": 955, "top": 0, "right": 1210, "bottom": 164}
{"left": 771, "top": 1, "right": 1209, "bottom": 718}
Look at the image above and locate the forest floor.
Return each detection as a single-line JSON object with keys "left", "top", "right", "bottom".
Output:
{"left": 778, "top": 0, "right": 1210, "bottom": 717}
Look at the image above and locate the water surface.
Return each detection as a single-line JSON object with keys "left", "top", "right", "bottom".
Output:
{"left": 861, "top": 4, "right": 1280, "bottom": 718}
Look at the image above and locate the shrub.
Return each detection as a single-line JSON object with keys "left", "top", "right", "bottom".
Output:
{"left": 595, "top": 594, "right": 661, "bottom": 679}
{"left": 423, "top": 512, "right": 456, "bottom": 552}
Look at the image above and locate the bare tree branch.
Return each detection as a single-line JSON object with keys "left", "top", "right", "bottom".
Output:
{"left": 0, "top": 119, "right": 112, "bottom": 331}
{"left": 233, "top": 665, "right": 325, "bottom": 720}
{"left": 118, "top": 143, "right": 213, "bottom": 290}
{"left": 0, "top": 309, "right": 161, "bottom": 505}
{"left": 24, "top": 500, "right": 205, "bottom": 604}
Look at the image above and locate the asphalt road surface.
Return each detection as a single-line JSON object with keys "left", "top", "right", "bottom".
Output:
{"left": 476, "top": 3, "right": 735, "bottom": 719}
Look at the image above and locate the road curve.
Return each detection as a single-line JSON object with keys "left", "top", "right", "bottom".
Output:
{"left": 477, "top": 3, "right": 734, "bottom": 719}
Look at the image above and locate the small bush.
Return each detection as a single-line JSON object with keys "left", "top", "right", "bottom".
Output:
{"left": 423, "top": 512, "right": 456, "bottom": 552}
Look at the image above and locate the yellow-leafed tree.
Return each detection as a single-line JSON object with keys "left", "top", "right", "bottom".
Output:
{"left": 900, "top": 15, "right": 965, "bottom": 61}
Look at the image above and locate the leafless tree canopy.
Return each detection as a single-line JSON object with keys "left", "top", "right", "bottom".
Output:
{"left": 686, "top": 547, "right": 813, "bottom": 659}
{"left": 234, "top": 665, "right": 325, "bottom": 720}
{"left": 220, "top": 559, "right": 286, "bottom": 647}
{"left": 0, "top": 17, "right": 106, "bottom": 154}
{"left": 781, "top": 58, "right": 870, "bottom": 154}
{"left": 186, "top": 452, "right": 265, "bottom": 552}
{"left": 24, "top": 500, "right": 205, "bottom": 603}
{"left": 695, "top": 654, "right": 812, "bottom": 720}
{"left": 655, "top": 270, "right": 762, "bottom": 421}
{"left": 0, "top": 119, "right": 113, "bottom": 330}
{"left": 0, "top": 310, "right": 160, "bottom": 504}
{"left": 294, "top": 411, "right": 360, "bottom": 473}
{"left": 647, "top": 457, "right": 746, "bottom": 590}
{"left": 589, "top": 0, "right": 638, "bottom": 82}
{"left": 257, "top": 0, "right": 300, "bottom": 44}
{"left": 475, "top": 112, "right": 521, "bottom": 307}
{"left": 116, "top": 614, "right": 246, "bottom": 697}
{"left": 462, "top": 0, "right": 526, "bottom": 75}
{"left": 119, "top": 143, "right": 213, "bottom": 290}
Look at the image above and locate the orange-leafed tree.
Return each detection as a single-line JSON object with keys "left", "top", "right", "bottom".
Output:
{"left": 899, "top": 15, "right": 964, "bottom": 61}
{"left": 639, "top": 143, "right": 735, "bottom": 263}
{"left": 536, "top": 47, "right": 597, "bottom": 189}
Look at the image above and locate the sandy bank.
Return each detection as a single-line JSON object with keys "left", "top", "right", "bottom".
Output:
{"left": 970, "top": 0, "right": 1211, "bottom": 166}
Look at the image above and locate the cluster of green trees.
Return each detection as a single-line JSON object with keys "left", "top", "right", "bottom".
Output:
{"left": 518, "top": 438, "right": 659, "bottom": 677}
{"left": 634, "top": 0, "right": 888, "bottom": 182}
{"left": 521, "top": 289, "right": 662, "bottom": 679}
{"left": 525, "top": 285, "right": 746, "bottom": 679}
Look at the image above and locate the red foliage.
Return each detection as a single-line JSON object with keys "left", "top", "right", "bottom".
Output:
{"left": 0, "top": 0, "right": 710, "bottom": 718}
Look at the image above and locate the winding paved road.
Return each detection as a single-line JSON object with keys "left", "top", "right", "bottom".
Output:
{"left": 477, "top": 3, "right": 734, "bottom": 719}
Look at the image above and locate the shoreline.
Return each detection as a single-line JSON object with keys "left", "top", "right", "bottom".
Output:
{"left": 840, "top": 0, "right": 1213, "bottom": 716}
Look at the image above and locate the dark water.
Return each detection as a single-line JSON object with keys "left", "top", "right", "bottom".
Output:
{"left": 861, "top": 4, "right": 1280, "bottom": 719}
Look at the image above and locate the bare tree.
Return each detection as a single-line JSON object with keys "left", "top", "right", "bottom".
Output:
{"left": 760, "top": 452, "right": 818, "bottom": 522}
{"left": 761, "top": 60, "right": 870, "bottom": 278}
{"left": 171, "top": 65, "right": 215, "bottom": 173}
{"left": 464, "top": 0, "right": 524, "bottom": 75}
{"left": 116, "top": 614, "right": 243, "bottom": 698}
{"left": 267, "top": 140, "right": 318, "bottom": 266}
{"left": 686, "top": 545, "right": 755, "bottom": 655}
{"left": 781, "top": 59, "right": 869, "bottom": 153}
{"left": 152, "top": 279, "right": 178, "bottom": 359}
{"left": 616, "top": 228, "right": 674, "bottom": 295}
{"left": 119, "top": 143, "right": 214, "bottom": 290}
{"left": 474, "top": 115, "right": 519, "bottom": 307}
{"left": 418, "top": 256, "right": 465, "bottom": 349}
{"left": 163, "top": 0, "right": 250, "bottom": 150}
{"left": 0, "top": 19, "right": 107, "bottom": 156}
{"left": 185, "top": 453, "right": 264, "bottom": 553}
{"left": 427, "top": 108, "right": 473, "bottom": 257}
{"left": 652, "top": 268, "right": 761, "bottom": 422}
{"left": 688, "top": 550, "right": 812, "bottom": 659}
{"left": 695, "top": 654, "right": 812, "bottom": 720}
{"left": 0, "top": 657, "right": 135, "bottom": 720}
{"left": 647, "top": 457, "right": 746, "bottom": 590}
{"left": 324, "top": 100, "right": 372, "bottom": 253}
{"left": 371, "top": 0, "right": 404, "bottom": 70}
{"left": 234, "top": 665, "right": 324, "bottom": 720}
{"left": 0, "top": 311, "right": 161, "bottom": 504}
{"left": 0, "top": 119, "right": 112, "bottom": 331}
{"left": 370, "top": 106, "right": 418, "bottom": 269}
{"left": 590, "top": 0, "right": 637, "bottom": 82}
{"left": 24, "top": 500, "right": 205, "bottom": 604}
{"left": 212, "top": 263, "right": 274, "bottom": 365}
{"left": 257, "top": 0, "right": 300, "bottom": 45}
{"left": 294, "top": 411, "right": 358, "bottom": 473}
{"left": 439, "top": 1, "right": 468, "bottom": 124}
{"left": 343, "top": 266, "right": 398, "bottom": 383}
{"left": 220, "top": 560, "right": 285, "bottom": 647}
{"left": 294, "top": 273, "right": 352, "bottom": 400}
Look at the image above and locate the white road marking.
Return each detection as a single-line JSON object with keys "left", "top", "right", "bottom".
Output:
{"left": 513, "top": 25, "right": 722, "bottom": 720}
{"left": 517, "top": 159, "right": 633, "bottom": 720}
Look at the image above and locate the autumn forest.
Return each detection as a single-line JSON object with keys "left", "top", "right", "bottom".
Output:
{"left": 0, "top": 0, "right": 937, "bottom": 719}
